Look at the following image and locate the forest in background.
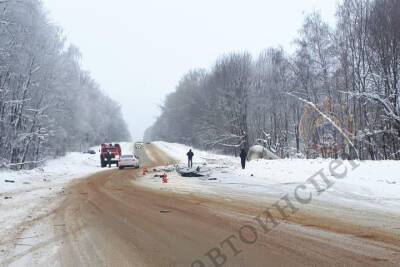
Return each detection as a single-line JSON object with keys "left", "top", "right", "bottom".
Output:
{"left": 145, "top": 0, "right": 400, "bottom": 160}
{"left": 0, "top": 0, "right": 131, "bottom": 169}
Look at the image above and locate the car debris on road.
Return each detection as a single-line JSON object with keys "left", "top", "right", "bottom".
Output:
{"left": 176, "top": 166, "right": 212, "bottom": 177}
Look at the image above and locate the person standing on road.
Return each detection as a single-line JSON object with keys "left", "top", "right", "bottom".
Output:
{"left": 107, "top": 150, "right": 112, "bottom": 168}
{"left": 187, "top": 149, "right": 194, "bottom": 168}
{"left": 240, "top": 148, "right": 247, "bottom": 170}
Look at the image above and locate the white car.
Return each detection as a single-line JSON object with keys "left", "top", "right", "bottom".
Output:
{"left": 118, "top": 154, "right": 139, "bottom": 169}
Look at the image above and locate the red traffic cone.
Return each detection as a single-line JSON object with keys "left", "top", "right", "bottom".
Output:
{"left": 142, "top": 166, "right": 148, "bottom": 175}
{"left": 162, "top": 173, "right": 168, "bottom": 183}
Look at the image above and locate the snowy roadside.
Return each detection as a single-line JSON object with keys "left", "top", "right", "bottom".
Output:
{"left": 140, "top": 142, "right": 400, "bottom": 230}
{"left": 0, "top": 152, "right": 101, "bottom": 264}
{"left": 0, "top": 142, "right": 133, "bottom": 265}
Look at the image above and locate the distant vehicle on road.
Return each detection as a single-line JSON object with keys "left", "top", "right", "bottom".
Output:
{"left": 118, "top": 154, "right": 139, "bottom": 169}
{"left": 135, "top": 141, "right": 144, "bottom": 150}
{"left": 100, "top": 143, "right": 121, "bottom": 168}
{"left": 83, "top": 149, "right": 96, "bottom": 155}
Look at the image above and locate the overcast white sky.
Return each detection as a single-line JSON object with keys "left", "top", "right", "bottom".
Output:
{"left": 42, "top": 0, "right": 338, "bottom": 141}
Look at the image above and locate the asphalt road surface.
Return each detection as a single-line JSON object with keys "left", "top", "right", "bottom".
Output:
{"left": 9, "top": 144, "right": 400, "bottom": 266}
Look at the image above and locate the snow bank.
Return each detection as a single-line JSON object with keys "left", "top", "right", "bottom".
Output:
{"left": 0, "top": 144, "right": 124, "bottom": 265}
{"left": 0, "top": 152, "right": 99, "bottom": 194}
{"left": 150, "top": 142, "right": 400, "bottom": 215}
{"left": 248, "top": 145, "right": 280, "bottom": 160}
{"left": 0, "top": 142, "right": 136, "bottom": 265}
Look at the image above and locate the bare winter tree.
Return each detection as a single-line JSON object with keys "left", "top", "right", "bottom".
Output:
{"left": 146, "top": 0, "right": 400, "bottom": 160}
{"left": 0, "top": 0, "right": 130, "bottom": 169}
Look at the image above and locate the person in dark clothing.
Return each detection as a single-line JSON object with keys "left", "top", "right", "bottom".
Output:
{"left": 240, "top": 148, "right": 247, "bottom": 169}
{"left": 107, "top": 150, "right": 112, "bottom": 168}
{"left": 187, "top": 149, "right": 194, "bottom": 168}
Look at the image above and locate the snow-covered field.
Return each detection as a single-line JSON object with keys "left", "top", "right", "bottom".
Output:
{"left": 0, "top": 153, "right": 99, "bottom": 194}
{"left": 145, "top": 142, "right": 400, "bottom": 217}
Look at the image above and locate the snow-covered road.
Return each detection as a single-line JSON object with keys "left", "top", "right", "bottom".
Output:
{"left": 1, "top": 142, "right": 400, "bottom": 266}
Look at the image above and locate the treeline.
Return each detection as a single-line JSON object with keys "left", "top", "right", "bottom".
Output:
{"left": 0, "top": 0, "right": 131, "bottom": 169}
{"left": 145, "top": 0, "right": 400, "bottom": 160}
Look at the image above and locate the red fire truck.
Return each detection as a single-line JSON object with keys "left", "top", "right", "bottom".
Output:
{"left": 100, "top": 143, "right": 122, "bottom": 167}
